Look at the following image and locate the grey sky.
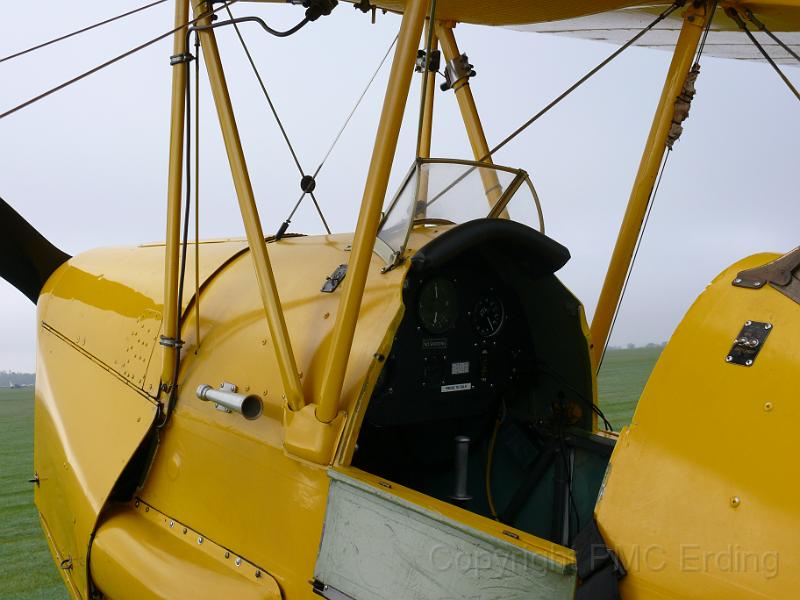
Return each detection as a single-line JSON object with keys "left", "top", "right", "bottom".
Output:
{"left": 1, "top": 1, "right": 798, "bottom": 371}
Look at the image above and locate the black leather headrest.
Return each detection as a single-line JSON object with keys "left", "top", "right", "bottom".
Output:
{"left": 410, "top": 219, "right": 570, "bottom": 277}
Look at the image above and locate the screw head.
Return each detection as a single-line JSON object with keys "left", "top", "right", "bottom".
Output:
{"left": 730, "top": 496, "right": 741, "bottom": 508}
{"left": 733, "top": 278, "right": 742, "bottom": 284}
{"left": 765, "top": 323, "right": 772, "bottom": 330}
{"left": 745, "top": 320, "right": 752, "bottom": 326}
{"left": 198, "top": 536, "right": 203, "bottom": 544}
{"left": 725, "top": 356, "right": 733, "bottom": 362}
{"left": 764, "top": 402, "right": 773, "bottom": 412}
{"left": 745, "top": 359, "right": 753, "bottom": 366}
{"left": 235, "top": 558, "right": 242, "bottom": 567}
{"left": 169, "top": 521, "right": 174, "bottom": 528}
{"left": 225, "top": 551, "right": 230, "bottom": 559}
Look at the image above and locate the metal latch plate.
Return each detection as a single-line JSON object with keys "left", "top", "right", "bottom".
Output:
{"left": 321, "top": 264, "right": 347, "bottom": 293}
{"left": 725, "top": 320, "right": 772, "bottom": 367}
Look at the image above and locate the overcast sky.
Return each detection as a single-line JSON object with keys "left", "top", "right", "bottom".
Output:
{"left": 1, "top": 1, "right": 798, "bottom": 372}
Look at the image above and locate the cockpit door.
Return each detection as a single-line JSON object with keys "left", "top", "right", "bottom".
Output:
{"left": 313, "top": 467, "right": 577, "bottom": 600}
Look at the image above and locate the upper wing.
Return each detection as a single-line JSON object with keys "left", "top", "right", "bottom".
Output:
{"left": 361, "top": 1, "right": 800, "bottom": 64}
{"left": 512, "top": 4, "right": 800, "bottom": 64}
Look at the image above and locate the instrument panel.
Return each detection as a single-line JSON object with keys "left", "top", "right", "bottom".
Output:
{"left": 365, "top": 267, "right": 532, "bottom": 428}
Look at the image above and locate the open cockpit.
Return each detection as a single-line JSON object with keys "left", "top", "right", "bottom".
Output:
{"left": 354, "top": 209, "right": 614, "bottom": 548}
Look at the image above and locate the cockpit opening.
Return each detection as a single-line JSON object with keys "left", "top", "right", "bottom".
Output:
{"left": 352, "top": 219, "right": 614, "bottom": 548}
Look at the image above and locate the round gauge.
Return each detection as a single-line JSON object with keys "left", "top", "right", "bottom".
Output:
{"left": 473, "top": 294, "right": 505, "bottom": 337}
{"left": 418, "top": 277, "right": 459, "bottom": 334}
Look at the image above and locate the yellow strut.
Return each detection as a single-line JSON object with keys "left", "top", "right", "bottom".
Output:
{"left": 417, "top": 21, "right": 438, "bottom": 159}
{"left": 317, "top": 0, "right": 430, "bottom": 424}
{"left": 590, "top": 4, "right": 709, "bottom": 369}
{"left": 191, "top": 0, "right": 304, "bottom": 411}
{"left": 436, "top": 22, "right": 505, "bottom": 214}
{"left": 161, "top": 0, "right": 190, "bottom": 391}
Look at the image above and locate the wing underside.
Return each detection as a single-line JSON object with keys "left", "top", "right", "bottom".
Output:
{"left": 512, "top": 6, "right": 800, "bottom": 64}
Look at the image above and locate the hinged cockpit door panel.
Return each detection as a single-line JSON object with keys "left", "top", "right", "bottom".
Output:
{"left": 314, "top": 467, "right": 577, "bottom": 600}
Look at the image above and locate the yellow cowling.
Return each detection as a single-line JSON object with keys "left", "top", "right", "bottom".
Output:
{"left": 33, "top": 229, "right": 441, "bottom": 599}
{"left": 596, "top": 253, "right": 800, "bottom": 598}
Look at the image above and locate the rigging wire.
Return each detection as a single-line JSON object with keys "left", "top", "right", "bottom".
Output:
{"left": 0, "top": 0, "right": 169, "bottom": 64}
{"left": 194, "top": 32, "right": 202, "bottom": 353}
{"left": 0, "top": 0, "right": 240, "bottom": 122}
{"left": 221, "top": 7, "right": 305, "bottom": 178}
{"left": 744, "top": 9, "right": 800, "bottom": 65}
{"left": 694, "top": 0, "right": 717, "bottom": 67}
{"left": 423, "top": 2, "right": 682, "bottom": 211}
{"left": 597, "top": 149, "right": 671, "bottom": 372}
{"left": 484, "top": 1, "right": 682, "bottom": 161}
{"left": 220, "top": 5, "right": 330, "bottom": 234}
{"left": 726, "top": 8, "right": 800, "bottom": 103}
{"left": 598, "top": 3, "right": 717, "bottom": 370}
{"left": 277, "top": 32, "right": 399, "bottom": 234}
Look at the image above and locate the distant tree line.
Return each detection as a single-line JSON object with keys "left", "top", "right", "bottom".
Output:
{"left": 607, "top": 342, "right": 667, "bottom": 351}
{"left": 1, "top": 371, "right": 35, "bottom": 387}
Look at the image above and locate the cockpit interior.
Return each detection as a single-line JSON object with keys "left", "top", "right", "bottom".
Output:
{"left": 352, "top": 219, "right": 614, "bottom": 547}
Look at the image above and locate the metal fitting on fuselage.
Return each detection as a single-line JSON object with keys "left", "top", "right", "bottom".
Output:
{"left": 196, "top": 382, "right": 263, "bottom": 420}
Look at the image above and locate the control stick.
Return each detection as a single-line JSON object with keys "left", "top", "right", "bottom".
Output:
{"left": 451, "top": 435, "right": 473, "bottom": 503}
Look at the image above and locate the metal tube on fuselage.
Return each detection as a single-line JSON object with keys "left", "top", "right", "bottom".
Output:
{"left": 316, "top": 0, "right": 430, "bottom": 424}
{"left": 161, "top": 0, "right": 191, "bottom": 392}
{"left": 590, "top": 4, "right": 709, "bottom": 369}
{"left": 190, "top": 0, "right": 305, "bottom": 412}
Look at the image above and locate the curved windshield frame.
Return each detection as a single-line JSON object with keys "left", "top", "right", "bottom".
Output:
{"left": 375, "top": 158, "right": 543, "bottom": 267}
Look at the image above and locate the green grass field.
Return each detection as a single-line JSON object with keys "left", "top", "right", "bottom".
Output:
{"left": 597, "top": 346, "right": 663, "bottom": 430}
{"left": 0, "top": 346, "right": 660, "bottom": 598}
{"left": 0, "top": 388, "right": 67, "bottom": 600}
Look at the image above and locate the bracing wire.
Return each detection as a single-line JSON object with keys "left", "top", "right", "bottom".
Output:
{"left": 727, "top": 8, "right": 800, "bottom": 103}
{"left": 693, "top": 0, "right": 718, "bottom": 67}
{"left": 221, "top": 5, "right": 330, "bottom": 234}
{"left": 597, "top": 149, "right": 671, "bottom": 372}
{"left": 744, "top": 9, "right": 800, "bottom": 65}
{"left": 0, "top": 0, "right": 168, "bottom": 64}
{"left": 598, "top": 3, "right": 716, "bottom": 369}
{"left": 222, "top": 6, "right": 307, "bottom": 178}
{"left": 194, "top": 32, "right": 201, "bottom": 353}
{"left": 423, "top": 2, "right": 682, "bottom": 211}
{"left": 484, "top": 1, "right": 682, "bottom": 161}
{"left": 278, "top": 32, "right": 399, "bottom": 233}
{"left": 0, "top": 0, "right": 240, "bottom": 121}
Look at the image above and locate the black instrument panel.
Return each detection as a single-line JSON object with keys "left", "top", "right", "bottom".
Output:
{"left": 366, "top": 267, "right": 532, "bottom": 428}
